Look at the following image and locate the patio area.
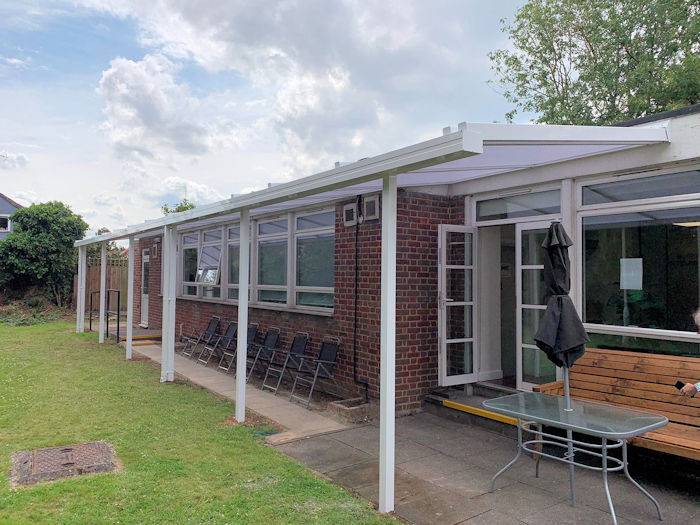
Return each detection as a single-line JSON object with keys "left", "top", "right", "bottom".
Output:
{"left": 277, "top": 413, "right": 698, "bottom": 525}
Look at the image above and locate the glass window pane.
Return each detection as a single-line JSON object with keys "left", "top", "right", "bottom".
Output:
{"left": 446, "top": 341, "right": 473, "bottom": 376}
{"left": 522, "top": 269, "right": 546, "bottom": 305}
{"left": 296, "top": 211, "right": 335, "bottom": 230}
{"left": 446, "top": 305, "right": 473, "bottom": 339}
{"left": 297, "top": 292, "right": 333, "bottom": 308}
{"left": 228, "top": 244, "right": 239, "bottom": 286}
{"left": 476, "top": 190, "right": 560, "bottom": 221}
{"left": 141, "top": 261, "right": 150, "bottom": 295}
{"left": 183, "top": 284, "right": 197, "bottom": 296}
{"left": 522, "top": 308, "right": 545, "bottom": 345}
{"left": 258, "top": 239, "right": 287, "bottom": 285}
{"left": 203, "top": 228, "right": 222, "bottom": 242}
{"left": 202, "top": 286, "right": 220, "bottom": 298}
{"left": 582, "top": 171, "right": 700, "bottom": 206}
{"left": 583, "top": 207, "right": 700, "bottom": 332}
{"left": 522, "top": 346, "right": 556, "bottom": 384}
{"left": 446, "top": 268, "right": 472, "bottom": 302}
{"left": 446, "top": 231, "right": 473, "bottom": 266}
{"left": 182, "top": 247, "right": 198, "bottom": 282}
{"left": 228, "top": 226, "right": 240, "bottom": 240}
{"left": 228, "top": 288, "right": 238, "bottom": 300}
{"left": 259, "top": 289, "right": 286, "bottom": 303}
{"left": 588, "top": 332, "right": 700, "bottom": 358}
{"left": 196, "top": 245, "right": 221, "bottom": 284}
{"left": 182, "top": 233, "right": 198, "bottom": 246}
{"left": 521, "top": 228, "right": 547, "bottom": 265}
{"left": 296, "top": 233, "right": 334, "bottom": 287}
{"left": 258, "top": 219, "right": 287, "bottom": 236}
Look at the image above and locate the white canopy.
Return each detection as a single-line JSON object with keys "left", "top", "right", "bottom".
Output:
{"left": 75, "top": 122, "right": 667, "bottom": 246}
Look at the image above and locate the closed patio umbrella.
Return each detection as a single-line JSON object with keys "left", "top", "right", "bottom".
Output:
{"left": 533, "top": 222, "right": 588, "bottom": 409}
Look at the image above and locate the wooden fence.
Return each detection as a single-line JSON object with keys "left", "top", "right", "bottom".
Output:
{"left": 73, "top": 256, "right": 129, "bottom": 313}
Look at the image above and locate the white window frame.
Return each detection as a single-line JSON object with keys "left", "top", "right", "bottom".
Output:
{"left": 293, "top": 208, "right": 336, "bottom": 311}
{"left": 575, "top": 167, "right": 700, "bottom": 347}
{"left": 177, "top": 207, "right": 336, "bottom": 316}
{"left": 198, "top": 226, "right": 224, "bottom": 299}
{"left": 181, "top": 232, "right": 200, "bottom": 298}
{"left": 471, "top": 183, "right": 563, "bottom": 227}
{"left": 0, "top": 214, "right": 10, "bottom": 233}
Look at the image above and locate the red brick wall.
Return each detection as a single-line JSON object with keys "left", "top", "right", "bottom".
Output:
{"left": 139, "top": 191, "right": 465, "bottom": 413}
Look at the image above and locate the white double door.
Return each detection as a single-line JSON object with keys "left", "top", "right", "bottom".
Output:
{"left": 438, "top": 221, "right": 559, "bottom": 389}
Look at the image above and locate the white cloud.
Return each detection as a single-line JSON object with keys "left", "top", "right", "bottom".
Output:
{"left": 12, "top": 190, "right": 39, "bottom": 206}
{"left": 142, "top": 175, "right": 226, "bottom": 205}
{"left": 0, "top": 151, "right": 28, "bottom": 170}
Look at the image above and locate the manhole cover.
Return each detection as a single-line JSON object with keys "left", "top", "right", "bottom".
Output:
{"left": 10, "top": 442, "right": 119, "bottom": 487}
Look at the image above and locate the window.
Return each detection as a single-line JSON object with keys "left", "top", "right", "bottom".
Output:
{"left": 582, "top": 206, "right": 700, "bottom": 355}
{"left": 0, "top": 216, "right": 8, "bottom": 232}
{"left": 582, "top": 170, "right": 700, "bottom": 206}
{"left": 197, "top": 228, "right": 222, "bottom": 298}
{"left": 179, "top": 208, "right": 335, "bottom": 312}
{"left": 182, "top": 233, "right": 198, "bottom": 296}
{"left": 295, "top": 210, "right": 335, "bottom": 308}
{"left": 476, "top": 190, "right": 560, "bottom": 221}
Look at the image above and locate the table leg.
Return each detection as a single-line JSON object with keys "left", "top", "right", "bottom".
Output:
{"left": 566, "top": 428, "right": 575, "bottom": 506}
{"left": 601, "top": 438, "right": 618, "bottom": 525}
{"left": 534, "top": 423, "right": 541, "bottom": 478}
{"left": 490, "top": 422, "right": 522, "bottom": 492}
{"left": 622, "top": 441, "right": 663, "bottom": 521}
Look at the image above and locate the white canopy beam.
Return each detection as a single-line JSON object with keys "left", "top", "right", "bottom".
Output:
{"left": 76, "top": 245, "right": 86, "bottom": 333}
{"left": 160, "top": 226, "right": 176, "bottom": 382}
{"left": 378, "top": 174, "right": 397, "bottom": 513}
{"left": 98, "top": 242, "right": 107, "bottom": 343}
{"left": 125, "top": 237, "right": 135, "bottom": 360}
{"left": 235, "top": 208, "right": 251, "bottom": 422}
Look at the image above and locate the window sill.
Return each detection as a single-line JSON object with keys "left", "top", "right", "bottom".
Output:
{"left": 176, "top": 295, "right": 334, "bottom": 317}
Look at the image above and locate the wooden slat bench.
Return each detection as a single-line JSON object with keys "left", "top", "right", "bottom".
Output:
{"left": 535, "top": 348, "right": 700, "bottom": 461}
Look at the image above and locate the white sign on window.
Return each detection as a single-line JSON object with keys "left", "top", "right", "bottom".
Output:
{"left": 620, "top": 258, "right": 643, "bottom": 290}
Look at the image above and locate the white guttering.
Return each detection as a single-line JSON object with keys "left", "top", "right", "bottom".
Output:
{"left": 75, "top": 130, "right": 482, "bottom": 247}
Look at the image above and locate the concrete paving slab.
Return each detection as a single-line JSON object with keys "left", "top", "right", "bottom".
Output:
{"left": 326, "top": 460, "right": 379, "bottom": 489}
{"left": 397, "top": 452, "right": 473, "bottom": 481}
{"left": 275, "top": 435, "right": 373, "bottom": 473}
{"left": 431, "top": 465, "right": 515, "bottom": 496}
{"left": 457, "top": 509, "right": 528, "bottom": 524}
{"left": 395, "top": 485, "right": 493, "bottom": 525}
{"left": 468, "top": 481, "right": 566, "bottom": 520}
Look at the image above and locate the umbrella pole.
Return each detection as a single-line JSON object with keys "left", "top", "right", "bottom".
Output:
{"left": 562, "top": 365, "right": 575, "bottom": 505}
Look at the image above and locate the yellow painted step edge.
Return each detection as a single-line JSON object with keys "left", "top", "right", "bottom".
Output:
{"left": 442, "top": 399, "right": 517, "bottom": 426}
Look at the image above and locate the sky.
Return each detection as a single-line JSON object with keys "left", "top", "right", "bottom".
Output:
{"left": 0, "top": 0, "right": 527, "bottom": 233}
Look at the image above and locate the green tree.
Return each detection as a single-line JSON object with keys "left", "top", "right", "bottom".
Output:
{"left": 86, "top": 227, "right": 126, "bottom": 260}
{"left": 162, "top": 198, "right": 196, "bottom": 215}
{"left": 490, "top": 0, "right": 700, "bottom": 124}
{"left": 0, "top": 202, "right": 88, "bottom": 306}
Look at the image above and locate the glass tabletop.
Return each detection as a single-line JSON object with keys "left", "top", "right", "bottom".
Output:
{"left": 483, "top": 392, "right": 668, "bottom": 439}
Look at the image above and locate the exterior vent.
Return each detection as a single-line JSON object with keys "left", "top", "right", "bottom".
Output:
{"left": 343, "top": 203, "right": 358, "bottom": 227}
{"left": 363, "top": 194, "right": 380, "bottom": 221}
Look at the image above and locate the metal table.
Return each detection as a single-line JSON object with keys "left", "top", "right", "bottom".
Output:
{"left": 483, "top": 392, "right": 668, "bottom": 525}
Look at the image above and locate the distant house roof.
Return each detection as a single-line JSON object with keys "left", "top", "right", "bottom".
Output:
{"left": 0, "top": 192, "right": 23, "bottom": 210}
{"left": 615, "top": 103, "right": 700, "bottom": 127}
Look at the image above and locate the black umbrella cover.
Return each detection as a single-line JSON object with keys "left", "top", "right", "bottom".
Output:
{"left": 533, "top": 222, "right": 589, "bottom": 368}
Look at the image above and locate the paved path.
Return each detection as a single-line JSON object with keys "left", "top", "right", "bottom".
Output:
{"left": 276, "top": 412, "right": 699, "bottom": 525}
{"left": 133, "top": 344, "right": 348, "bottom": 444}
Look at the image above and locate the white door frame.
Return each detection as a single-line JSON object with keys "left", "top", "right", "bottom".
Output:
{"left": 438, "top": 224, "right": 479, "bottom": 386}
{"left": 140, "top": 249, "right": 150, "bottom": 328}
{"left": 515, "top": 220, "right": 558, "bottom": 391}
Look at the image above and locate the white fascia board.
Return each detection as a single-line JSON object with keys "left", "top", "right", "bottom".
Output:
{"left": 466, "top": 122, "right": 669, "bottom": 145}
{"left": 75, "top": 129, "right": 482, "bottom": 247}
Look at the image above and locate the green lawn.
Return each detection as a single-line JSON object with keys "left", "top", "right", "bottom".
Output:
{"left": 0, "top": 321, "right": 394, "bottom": 524}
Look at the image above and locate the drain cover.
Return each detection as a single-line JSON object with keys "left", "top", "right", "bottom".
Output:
{"left": 10, "top": 442, "right": 118, "bottom": 487}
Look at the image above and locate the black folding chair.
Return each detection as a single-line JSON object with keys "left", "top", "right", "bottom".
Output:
{"left": 290, "top": 337, "right": 340, "bottom": 407}
{"left": 261, "top": 332, "right": 309, "bottom": 394}
{"left": 181, "top": 316, "right": 220, "bottom": 358}
{"left": 197, "top": 321, "right": 237, "bottom": 366}
{"left": 218, "top": 323, "right": 259, "bottom": 373}
{"left": 246, "top": 327, "right": 281, "bottom": 382}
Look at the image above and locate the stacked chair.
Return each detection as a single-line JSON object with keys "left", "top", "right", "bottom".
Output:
{"left": 197, "top": 321, "right": 237, "bottom": 366}
{"left": 289, "top": 337, "right": 340, "bottom": 407}
{"left": 261, "top": 332, "right": 310, "bottom": 394}
{"left": 246, "top": 327, "right": 281, "bottom": 381}
{"left": 218, "top": 323, "right": 259, "bottom": 373}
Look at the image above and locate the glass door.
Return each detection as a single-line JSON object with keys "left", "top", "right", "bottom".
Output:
{"left": 438, "top": 225, "right": 478, "bottom": 386}
{"left": 516, "top": 221, "right": 557, "bottom": 391}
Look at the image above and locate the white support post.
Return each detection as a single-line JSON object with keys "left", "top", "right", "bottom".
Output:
{"left": 76, "top": 245, "right": 87, "bottom": 333}
{"left": 125, "top": 237, "right": 135, "bottom": 360}
{"left": 235, "top": 208, "right": 251, "bottom": 422}
{"left": 98, "top": 242, "right": 107, "bottom": 343}
{"left": 378, "top": 174, "right": 397, "bottom": 513}
{"left": 160, "top": 226, "right": 176, "bottom": 382}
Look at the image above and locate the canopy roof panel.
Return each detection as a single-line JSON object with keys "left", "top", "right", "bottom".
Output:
{"left": 76, "top": 122, "right": 667, "bottom": 246}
